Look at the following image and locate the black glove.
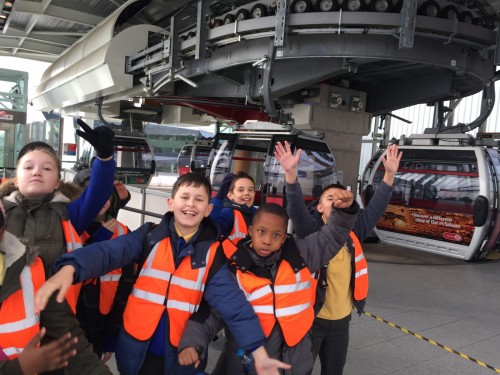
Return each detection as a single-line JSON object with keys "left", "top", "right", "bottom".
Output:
{"left": 215, "top": 173, "right": 234, "bottom": 200}
{"left": 76, "top": 119, "right": 115, "bottom": 159}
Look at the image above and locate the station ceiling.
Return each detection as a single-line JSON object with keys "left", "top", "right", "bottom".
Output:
{"left": 0, "top": 0, "right": 268, "bottom": 62}
{"left": 2, "top": 0, "right": 499, "bottom": 64}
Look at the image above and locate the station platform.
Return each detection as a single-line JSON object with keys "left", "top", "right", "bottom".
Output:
{"left": 109, "top": 242, "right": 500, "bottom": 374}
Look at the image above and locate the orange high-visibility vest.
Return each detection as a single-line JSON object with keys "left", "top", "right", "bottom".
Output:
{"left": 81, "top": 223, "right": 129, "bottom": 315}
{"left": 228, "top": 210, "right": 248, "bottom": 243}
{"left": 61, "top": 220, "right": 84, "bottom": 313}
{"left": 99, "top": 223, "right": 128, "bottom": 315}
{"left": 0, "top": 257, "right": 44, "bottom": 359}
{"left": 224, "top": 240, "right": 315, "bottom": 346}
{"left": 350, "top": 232, "right": 368, "bottom": 301}
{"left": 123, "top": 238, "right": 218, "bottom": 346}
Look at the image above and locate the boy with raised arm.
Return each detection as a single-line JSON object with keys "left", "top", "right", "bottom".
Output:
{"left": 275, "top": 141, "right": 401, "bottom": 375}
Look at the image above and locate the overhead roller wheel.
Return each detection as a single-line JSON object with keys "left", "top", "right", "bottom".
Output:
{"left": 441, "top": 5, "right": 459, "bottom": 20}
{"left": 223, "top": 14, "right": 235, "bottom": 24}
{"left": 290, "top": 0, "right": 312, "bottom": 13}
{"left": 235, "top": 8, "right": 250, "bottom": 21}
{"left": 370, "top": 0, "right": 393, "bottom": 12}
{"left": 315, "top": 0, "right": 339, "bottom": 11}
{"left": 342, "top": 0, "right": 367, "bottom": 11}
{"left": 251, "top": 3, "right": 268, "bottom": 18}
{"left": 419, "top": 0, "right": 441, "bottom": 17}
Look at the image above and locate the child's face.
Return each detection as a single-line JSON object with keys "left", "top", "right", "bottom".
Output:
{"left": 227, "top": 178, "right": 255, "bottom": 207}
{"left": 167, "top": 183, "right": 213, "bottom": 235}
{"left": 15, "top": 150, "right": 60, "bottom": 199}
{"left": 317, "top": 187, "right": 342, "bottom": 220}
{"left": 248, "top": 212, "right": 287, "bottom": 258}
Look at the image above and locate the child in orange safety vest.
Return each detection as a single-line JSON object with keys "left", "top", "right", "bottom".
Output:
{"left": 179, "top": 195, "right": 360, "bottom": 374}
{"left": 0, "top": 204, "right": 112, "bottom": 374}
{"left": 210, "top": 171, "right": 257, "bottom": 245}
{"left": 73, "top": 169, "right": 135, "bottom": 363}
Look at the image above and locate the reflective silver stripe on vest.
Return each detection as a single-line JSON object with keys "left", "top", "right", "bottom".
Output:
{"left": 117, "top": 225, "right": 126, "bottom": 236}
{"left": 274, "top": 281, "right": 311, "bottom": 294}
{"left": 228, "top": 213, "right": 246, "bottom": 241}
{"left": 100, "top": 274, "right": 121, "bottom": 282}
{"left": 355, "top": 253, "right": 365, "bottom": 263}
{"left": 274, "top": 269, "right": 310, "bottom": 294}
{"left": 0, "top": 267, "right": 39, "bottom": 333}
{"left": 2, "top": 347, "right": 22, "bottom": 356}
{"left": 355, "top": 268, "right": 368, "bottom": 278}
{"left": 131, "top": 288, "right": 165, "bottom": 305}
{"left": 166, "top": 299, "right": 198, "bottom": 313}
{"left": 131, "top": 241, "right": 210, "bottom": 306}
{"left": 66, "top": 223, "right": 83, "bottom": 252}
{"left": 170, "top": 275, "right": 205, "bottom": 293}
{"left": 275, "top": 302, "right": 310, "bottom": 318}
{"left": 251, "top": 305, "right": 274, "bottom": 314}
{"left": 244, "top": 285, "right": 273, "bottom": 302}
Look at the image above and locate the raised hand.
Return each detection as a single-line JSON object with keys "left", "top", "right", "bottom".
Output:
{"left": 331, "top": 189, "right": 354, "bottom": 209}
{"left": 274, "top": 141, "right": 301, "bottom": 184}
{"left": 76, "top": 119, "right": 115, "bottom": 160}
{"left": 215, "top": 173, "right": 234, "bottom": 201}
{"left": 35, "top": 265, "right": 76, "bottom": 312}
{"left": 18, "top": 328, "right": 77, "bottom": 374}
{"left": 382, "top": 144, "right": 402, "bottom": 186}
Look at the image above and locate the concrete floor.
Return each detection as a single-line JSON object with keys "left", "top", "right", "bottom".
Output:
{"left": 108, "top": 242, "right": 500, "bottom": 374}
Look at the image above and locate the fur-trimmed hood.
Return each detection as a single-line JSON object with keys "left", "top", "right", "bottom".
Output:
{"left": 0, "top": 231, "right": 38, "bottom": 268}
{"left": 0, "top": 180, "right": 83, "bottom": 202}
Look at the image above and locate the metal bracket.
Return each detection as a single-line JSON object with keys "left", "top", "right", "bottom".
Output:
{"left": 399, "top": 0, "right": 417, "bottom": 49}
{"left": 262, "top": 43, "right": 279, "bottom": 118}
{"left": 274, "top": 0, "right": 289, "bottom": 47}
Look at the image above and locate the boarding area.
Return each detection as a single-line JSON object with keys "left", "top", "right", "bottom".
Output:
{"left": 101, "top": 238, "right": 500, "bottom": 375}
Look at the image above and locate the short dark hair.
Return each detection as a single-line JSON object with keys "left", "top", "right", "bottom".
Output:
{"left": 253, "top": 203, "right": 288, "bottom": 228}
{"left": 320, "top": 183, "right": 346, "bottom": 199}
{"left": 172, "top": 173, "right": 211, "bottom": 199}
{"left": 229, "top": 171, "right": 255, "bottom": 192}
{"left": 17, "top": 141, "right": 61, "bottom": 175}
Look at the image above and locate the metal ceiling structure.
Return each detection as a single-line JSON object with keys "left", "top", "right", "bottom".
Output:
{"left": 2, "top": 0, "right": 500, "bottom": 127}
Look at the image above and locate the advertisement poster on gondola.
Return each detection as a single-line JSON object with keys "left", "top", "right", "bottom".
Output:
{"left": 376, "top": 204, "right": 474, "bottom": 245}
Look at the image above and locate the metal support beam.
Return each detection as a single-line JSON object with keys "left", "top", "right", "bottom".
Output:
{"left": 262, "top": 43, "right": 278, "bottom": 118}
{"left": 274, "top": 0, "right": 289, "bottom": 47}
{"left": 399, "top": 0, "right": 417, "bottom": 49}
{"left": 195, "top": 0, "right": 209, "bottom": 60}
{"left": 169, "top": 13, "right": 180, "bottom": 69}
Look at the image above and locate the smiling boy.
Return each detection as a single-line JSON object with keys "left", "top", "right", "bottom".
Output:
{"left": 35, "top": 173, "right": 289, "bottom": 375}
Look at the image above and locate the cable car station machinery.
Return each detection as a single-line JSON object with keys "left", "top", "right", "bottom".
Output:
{"left": 122, "top": 0, "right": 498, "bottom": 187}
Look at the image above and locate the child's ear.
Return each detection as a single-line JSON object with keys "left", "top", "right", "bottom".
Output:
{"left": 167, "top": 197, "right": 174, "bottom": 211}
{"left": 205, "top": 203, "right": 213, "bottom": 217}
{"left": 248, "top": 225, "right": 253, "bottom": 237}
{"left": 317, "top": 203, "right": 324, "bottom": 213}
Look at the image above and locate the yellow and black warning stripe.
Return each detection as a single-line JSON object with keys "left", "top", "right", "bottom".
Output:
{"left": 362, "top": 310, "right": 500, "bottom": 373}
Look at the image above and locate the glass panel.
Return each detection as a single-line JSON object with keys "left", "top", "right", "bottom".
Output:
{"left": 210, "top": 136, "right": 237, "bottom": 190}
{"left": 374, "top": 149, "right": 478, "bottom": 245}
{"left": 177, "top": 145, "right": 193, "bottom": 176}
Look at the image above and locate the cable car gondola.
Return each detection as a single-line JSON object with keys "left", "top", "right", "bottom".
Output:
{"left": 205, "top": 121, "right": 339, "bottom": 206}
{"left": 361, "top": 133, "right": 500, "bottom": 261}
